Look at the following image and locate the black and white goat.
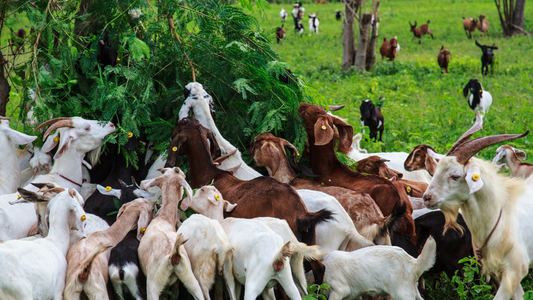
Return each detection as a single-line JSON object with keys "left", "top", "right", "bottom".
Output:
{"left": 292, "top": 2, "right": 304, "bottom": 30}
{"left": 308, "top": 14, "right": 319, "bottom": 35}
{"left": 360, "top": 99, "right": 384, "bottom": 141}
{"left": 280, "top": 8, "right": 288, "bottom": 22}
{"left": 475, "top": 40, "right": 498, "bottom": 76}
{"left": 295, "top": 22, "right": 304, "bottom": 36}
{"left": 463, "top": 78, "right": 492, "bottom": 115}
{"left": 335, "top": 11, "right": 342, "bottom": 21}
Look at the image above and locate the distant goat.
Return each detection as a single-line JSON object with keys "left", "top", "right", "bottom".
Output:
{"left": 463, "top": 78, "right": 492, "bottom": 114}
{"left": 380, "top": 36, "right": 400, "bottom": 61}
{"left": 493, "top": 145, "right": 533, "bottom": 179}
{"left": 335, "top": 11, "right": 342, "bottom": 21}
{"left": 462, "top": 17, "right": 478, "bottom": 39}
{"left": 295, "top": 22, "right": 304, "bottom": 36}
{"left": 308, "top": 13, "right": 319, "bottom": 35}
{"left": 409, "top": 20, "right": 434, "bottom": 44}
{"left": 475, "top": 40, "right": 498, "bottom": 76}
{"left": 276, "top": 25, "right": 286, "bottom": 44}
{"left": 280, "top": 8, "right": 288, "bottom": 22}
{"left": 437, "top": 45, "right": 452, "bottom": 73}
{"left": 477, "top": 14, "right": 489, "bottom": 37}
{"left": 360, "top": 99, "right": 384, "bottom": 141}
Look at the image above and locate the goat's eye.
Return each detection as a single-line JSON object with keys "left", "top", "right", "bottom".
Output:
{"left": 450, "top": 175, "right": 461, "bottom": 181}
{"left": 365, "top": 164, "right": 371, "bottom": 168}
{"left": 85, "top": 124, "right": 91, "bottom": 131}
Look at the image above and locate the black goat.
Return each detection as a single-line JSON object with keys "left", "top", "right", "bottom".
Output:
{"left": 359, "top": 99, "right": 384, "bottom": 141}
{"left": 335, "top": 11, "right": 342, "bottom": 21}
{"left": 475, "top": 40, "right": 498, "bottom": 76}
{"left": 108, "top": 230, "right": 147, "bottom": 300}
{"left": 98, "top": 30, "right": 119, "bottom": 67}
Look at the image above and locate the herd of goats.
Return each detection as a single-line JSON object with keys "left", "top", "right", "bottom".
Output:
{"left": 0, "top": 80, "right": 532, "bottom": 300}
{"left": 275, "top": 3, "right": 498, "bottom": 77}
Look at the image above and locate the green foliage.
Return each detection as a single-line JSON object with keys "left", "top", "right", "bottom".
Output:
{"left": 303, "top": 283, "right": 331, "bottom": 300}
{"left": 106, "top": 197, "right": 122, "bottom": 216}
{"left": 452, "top": 257, "right": 493, "bottom": 300}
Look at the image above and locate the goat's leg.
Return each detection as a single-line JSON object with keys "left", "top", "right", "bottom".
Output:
{"left": 493, "top": 268, "right": 527, "bottom": 300}
{"left": 277, "top": 269, "right": 303, "bottom": 300}
{"left": 243, "top": 280, "right": 267, "bottom": 300}
{"left": 308, "top": 259, "right": 326, "bottom": 284}
{"left": 262, "top": 288, "right": 276, "bottom": 300}
{"left": 513, "top": 284, "right": 525, "bottom": 300}
{"left": 146, "top": 276, "right": 167, "bottom": 300}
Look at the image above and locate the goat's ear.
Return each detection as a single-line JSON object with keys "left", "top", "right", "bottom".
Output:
{"left": 475, "top": 40, "right": 482, "bottom": 48}
{"left": 299, "top": 163, "right": 321, "bottom": 177}
{"left": 370, "top": 106, "right": 377, "bottom": 123}
{"left": 333, "top": 117, "right": 354, "bottom": 152}
{"left": 42, "top": 131, "right": 59, "bottom": 153}
{"left": 55, "top": 131, "right": 77, "bottom": 160}
{"left": 514, "top": 148, "right": 527, "bottom": 160}
{"left": 178, "top": 176, "right": 194, "bottom": 211}
{"left": 72, "top": 204, "right": 87, "bottom": 238}
{"left": 97, "top": 184, "right": 122, "bottom": 199}
{"left": 4, "top": 127, "right": 37, "bottom": 146}
{"left": 10, "top": 188, "right": 47, "bottom": 205}
{"left": 260, "top": 142, "right": 280, "bottom": 176}
{"left": 282, "top": 140, "right": 299, "bottom": 172}
{"left": 136, "top": 208, "right": 153, "bottom": 241}
{"left": 462, "top": 82, "right": 471, "bottom": 97}
{"left": 425, "top": 152, "right": 437, "bottom": 176}
{"left": 224, "top": 200, "right": 237, "bottom": 212}
{"left": 165, "top": 133, "right": 188, "bottom": 168}
{"left": 314, "top": 117, "right": 334, "bottom": 146}
{"left": 465, "top": 164, "right": 483, "bottom": 194}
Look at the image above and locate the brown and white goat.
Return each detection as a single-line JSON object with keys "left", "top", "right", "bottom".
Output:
{"left": 164, "top": 117, "right": 333, "bottom": 284}
{"left": 437, "top": 46, "right": 452, "bottom": 73}
{"left": 249, "top": 133, "right": 400, "bottom": 245}
{"left": 64, "top": 199, "right": 154, "bottom": 300}
{"left": 409, "top": 20, "right": 434, "bottom": 44}
{"left": 276, "top": 25, "right": 286, "bottom": 43}
{"left": 493, "top": 145, "right": 533, "bottom": 179}
{"left": 477, "top": 14, "right": 489, "bottom": 37}
{"left": 462, "top": 17, "right": 478, "bottom": 39}
{"left": 298, "top": 103, "right": 414, "bottom": 236}
{"left": 380, "top": 36, "right": 399, "bottom": 61}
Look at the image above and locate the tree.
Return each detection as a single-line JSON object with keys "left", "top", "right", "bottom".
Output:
{"left": 495, "top": 0, "right": 529, "bottom": 36}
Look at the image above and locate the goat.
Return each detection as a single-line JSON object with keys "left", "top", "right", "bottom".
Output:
{"left": 462, "top": 17, "right": 478, "bottom": 39}
{"left": 249, "top": 133, "right": 400, "bottom": 245}
{"left": 0, "top": 117, "right": 115, "bottom": 241}
{"left": 20, "top": 146, "right": 52, "bottom": 187}
{"left": 0, "top": 189, "right": 86, "bottom": 299}
{"left": 298, "top": 103, "right": 414, "bottom": 235}
{"left": 379, "top": 36, "right": 400, "bottom": 61}
{"left": 221, "top": 217, "right": 302, "bottom": 300}
{"left": 463, "top": 78, "right": 492, "bottom": 114}
{"left": 493, "top": 145, "right": 533, "bottom": 179}
{"left": 308, "top": 14, "right": 319, "bottom": 35}
{"left": 164, "top": 117, "right": 333, "bottom": 284}
{"left": 409, "top": 20, "right": 434, "bottom": 44}
{"left": 98, "top": 29, "right": 119, "bottom": 66}
{"left": 280, "top": 8, "right": 288, "bottom": 22}
{"left": 405, "top": 144, "right": 440, "bottom": 176}
{"left": 475, "top": 40, "right": 498, "bottom": 76}
{"left": 477, "top": 14, "right": 489, "bottom": 37}
{"left": 138, "top": 167, "right": 204, "bottom": 300}
{"left": 276, "top": 25, "right": 286, "bottom": 44}
{"left": 177, "top": 214, "right": 237, "bottom": 300}
{"left": 422, "top": 123, "right": 531, "bottom": 299}
{"left": 64, "top": 199, "right": 154, "bottom": 299}
{"left": 0, "top": 117, "right": 37, "bottom": 195}
{"left": 360, "top": 99, "right": 384, "bottom": 141}
{"left": 335, "top": 10, "right": 342, "bottom": 21}
{"left": 437, "top": 45, "right": 452, "bottom": 73}
{"left": 295, "top": 22, "right": 304, "bottom": 36}
{"left": 323, "top": 237, "right": 436, "bottom": 300}
{"left": 350, "top": 133, "right": 367, "bottom": 153}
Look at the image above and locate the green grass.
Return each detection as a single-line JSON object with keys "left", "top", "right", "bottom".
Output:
{"left": 252, "top": 0, "right": 533, "bottom": 162}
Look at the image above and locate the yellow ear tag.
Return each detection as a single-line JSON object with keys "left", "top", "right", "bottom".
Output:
{"left": 81, "top": 215, "right": 86, "bottom": 222}
{"left": 53, "top": 136, "right": 59, "bottom": 143}
{"left": 17, "top": 194, "right": 21, "bottom": 199}
{"left": 297, "top": 152, "right": 300, "bottom": 157}
{"left": 116, "top": 57, "right": 121, "bottom": 62}
{"left": 472, "top": 174, "right": 480, "bottom": 181}
{"left": 406, "top": 186, "right": 411, "bottom": 193}
{"left": 128, "top": 132, "right": 133, "bottom": 138}
{"left": 141, "top": 227, "right": 146, "bottom": 233}
{"left": 479, "top": 90, "right": 482, "bottom": 93}
{"left": 172, "top": 147, "right": 178, "bottom": 152}
{"left": 321, "top": 125, "right": 327, "bottom": 130}
{"left": 215, "top": 194, "right": 220, "bottom": 200}
{"left": 105, "top": 186, "right": 112, "bottom": 192}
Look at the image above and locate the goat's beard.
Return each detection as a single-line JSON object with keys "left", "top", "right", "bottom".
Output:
{"left": 440, "top": 201, "right": 464, "bottom": 236}
{"left": 87, "top": 146, "right": 102, "bottom": 167}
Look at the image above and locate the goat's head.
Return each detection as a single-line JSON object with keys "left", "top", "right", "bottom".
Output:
{"left": 359, "top": 100, "right": 377, "bottom": 123}
{"left": 405, "top": 144, "right": 439, "bottom": 175}
{"left": 298, "top": 103, "right": 353, "bottom": 152}
{"left": 140, "top": 167, "right": 194, "bottom": 211}
{"left": 164, "top": 117, "right": 221, "bottom": 168}
{"left": 478, "top": 14, "right": 485, "bottom": 21}
{"left": 190, "top": 185, "right": 236, "bottom": 221}
{"left": 390, "top": 36, "right": 398, "bottom": 48}
{"left": 462, "top": 78, "right": 483, "bottom": 99}
{"left": 248, "top": 133, "right": 299, "bottom": 176}
{"left": 356, "top": 156, "right": 403, "bottom": 179}
{"left": 97, "top": 176, "right": 155, "bottom": 202}
{"left": 116, "top": 198, "right": 155, "bottom": 241}
{"left": 180, "top": 82, "right": 216, "bottom": 122}
{"left": 35, "top": 117, "right": 115, "bottom": 160}
{"left": 409, "top": 21, "right": 417, "bottom": 31}
{"left": 493, "top": 145, "right": 526, "bottom": 164}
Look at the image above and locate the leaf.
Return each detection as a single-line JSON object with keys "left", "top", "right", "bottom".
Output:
{"left": 129, "top": 37, "right": 150, "bottom": 61}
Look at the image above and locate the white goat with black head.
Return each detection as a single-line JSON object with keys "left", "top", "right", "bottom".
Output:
{"left": 308, "top": 13, "right": 319, "bottom": 35}
{"left": 463, "top": 78, "right": 492, "bottom": 115}
{"left": 423, "top": 122, "right": 531, "bottom": 300}
{"left": 0, "top": 117, "right": 115, "bottom": 241}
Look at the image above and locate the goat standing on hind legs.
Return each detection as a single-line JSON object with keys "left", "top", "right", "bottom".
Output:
{"left": 409, "top": 21, "right": 434, "bottom": 44}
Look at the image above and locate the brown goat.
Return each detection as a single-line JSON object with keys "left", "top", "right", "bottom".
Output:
{"left": 298, "top": 103, "right": 414, "bottom": 236}
{"left": 249, "top": 133, "right": 405, "bottom": 245}
{"left": 477, "top": 14, "right": 489, "bottom": 37}
{"left": 493, "top": 145, "right": 533, "bottom": 179}
{"left": 437, "top": 45, "right": 452, "bottom": 73}
{"left": 380, "top": 36, "right": 399, "bottom": 61}
{"left": 276, "top": 25, "right": 286, "bottom": 44}
{"left": 164, "top": 117, "right": 333, "bottom": 283}
{"left": 409, "top": 20, "right": 433, "bottom": 44}
{"left": 462, "top": 17, "right": 478, "bottom": 39}
{"left": 355, "top": 156, "right": 429, "bottom": 197}
{"left": 404, "top": 144, "right": 439, "bottom": 176}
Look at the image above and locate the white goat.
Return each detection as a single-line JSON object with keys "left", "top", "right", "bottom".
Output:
{"left": 220, "top": 217, "right": 302, "bottom": 300}
{"left": 280, "top": 8, "right": 288, "bottom": 22}
{"left": 0, "top": 189, "right": 86, "bottom": 299}
{"left": 0, "top": 118, "right": 37, "bottom": 195}
{"left": 296, "top": 189, "right": 374, "bottom": 253}
{"left": 308, "top": 14, "right": 319, "bottom": 35}
{"left": 493, "top": 145, "right": 533, "bottom": 179}
{"left": 423, "top": 130, "right": 532, "bottom": 300}
{"left": 0, "top": 117, "right": 115, "bottom": 241}
{"left": 20, "top": 146, "right": 52, "bottom": 187}
{"left": 323, "top": 237, "right": 436, "bottom": 300}
{"left": 138, "top": 167, "right": 204, "bottom": 300}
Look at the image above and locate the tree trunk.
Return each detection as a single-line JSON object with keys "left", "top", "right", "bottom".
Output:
{"left": 355, "top": 13, "right": 372, "bottom": 72}
{"left": 0, "top": 52, "right": 10, "bottom": 117}
{"left": 495, "top": 0, "right": 527, "bottom": 36}
{"left": 365, "top": 1, "right": 380, "bottom": 71}
{"left": 513, "top": 0, "right": 526, "bottom": 29}
{"left": 342, "top": 0, "right": 357, "bottom": 71}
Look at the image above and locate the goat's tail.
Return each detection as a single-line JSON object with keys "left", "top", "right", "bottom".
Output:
{"left": 345, "top": 227, "right": 375, "bottom": 252}
{"left": 170, "top": 233, "right": 187, "bottom": 266}
{"left": 383, "top": 198, "right": 407, "bottom": 236}
{"left": 272, "top": 242, "right": 293, "bottom": 272}
{"left": 296, "top": 209, "right": 334, "bottom": 245}
{"left": 413, "top": 236, "right": 436, "bottom": 278}
{"left": 76, "top": 242, "right": 112, "bottom": 283}
{"left": 292, "top": 242, "right": 325, "bottom": 262}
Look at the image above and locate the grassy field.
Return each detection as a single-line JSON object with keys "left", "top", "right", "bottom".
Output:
{"left": 252, "top": 0, "right": 533, "bottom": 162}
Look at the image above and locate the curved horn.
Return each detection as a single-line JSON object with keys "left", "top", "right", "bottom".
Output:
{"left": 0, "top": 116, "right": 12, "bottom": 120}
{"left": 450, "top": 130, "right": 530, "bottom": 165}
{"left": 43, "top": 119, "right": 75, "bottom": 141}
{"left": 447, "top": 112, "right": 483, "bottom": 155}
{"left": 328, "top": 105, "right": 345, "bottom": 112}
{"left": 34, "top": 117, "right": 71, "bottom": 132}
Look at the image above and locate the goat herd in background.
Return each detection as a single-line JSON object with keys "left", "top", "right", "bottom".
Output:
{"left": 0, "top": 80, "right": 531, "bottom": 299}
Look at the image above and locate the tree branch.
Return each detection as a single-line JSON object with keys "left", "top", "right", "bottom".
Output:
{"left": 167, "top": 15, "right": 196, "bottom": 82}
